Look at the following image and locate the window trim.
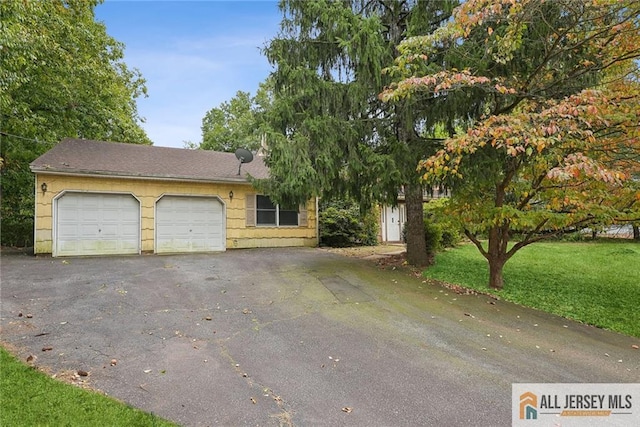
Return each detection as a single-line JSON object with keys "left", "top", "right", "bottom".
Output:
{"left": 246, "top": 194, "right": 306, "bottom": 227}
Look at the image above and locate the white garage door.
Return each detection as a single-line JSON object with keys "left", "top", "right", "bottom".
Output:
{"left": 156, "top": 196, "right": 224, "bottom": 253}
{"left": 55, "top": 192, "right": 140, "bottom": 256}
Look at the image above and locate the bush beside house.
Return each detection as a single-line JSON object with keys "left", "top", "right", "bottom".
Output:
{"left": 319, "top": 200, "right": 378, "bottom": 247}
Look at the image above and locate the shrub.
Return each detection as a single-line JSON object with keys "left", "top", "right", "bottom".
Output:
{"left": 319, "top": 200, "right": 378, "bottom": 247}
{"left": 424, "top": 198, "right": 461, "bottom": 248}
{"left": 402, "top": 198, "right": 462, "bottom": 252}
{"left": 423, "top": 219, "right": 443, "bottom": 253}
{"left": 1, "top": 216, "right": 34, "bottom": 247}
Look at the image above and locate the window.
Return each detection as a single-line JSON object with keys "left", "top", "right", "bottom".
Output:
{"left": 255, "top": 195, "right": 299, "bottom": 226}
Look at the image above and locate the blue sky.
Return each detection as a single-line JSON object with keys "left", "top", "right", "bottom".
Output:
{"left": 95, "top": 0, "right": 282, "bottom": 148}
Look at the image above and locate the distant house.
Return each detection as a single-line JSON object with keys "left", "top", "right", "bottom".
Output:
{"left": 379, "top": 187, "right": 450, "bottom": 243}
{"left": 30, "top": 139, "right": 318, "bottom": 256}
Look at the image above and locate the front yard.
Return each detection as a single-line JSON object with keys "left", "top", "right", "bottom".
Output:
{"left": 423, "top": 240, "right": 640, "bottom": 337}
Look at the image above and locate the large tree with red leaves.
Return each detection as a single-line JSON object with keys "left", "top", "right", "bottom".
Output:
{"left": 382, "top": 0, "right": 640, "bottom": 289}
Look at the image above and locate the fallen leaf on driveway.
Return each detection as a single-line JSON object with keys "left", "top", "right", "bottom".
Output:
{"left": 42, "top": 346, "right": 53, "bottom": 352}
{"left": 250, "top": 397, "right": 257, "bottom": 404}
{"left": 242, "top": 308, "right": 252, "bottom": 314}
{"left": 342, "top": 407, "right": 352, "bottom": 413}
{"left": 77, "top": 370, "right": 88, "bottom": 377}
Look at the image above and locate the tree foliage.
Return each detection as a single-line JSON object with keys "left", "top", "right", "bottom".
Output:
{"left": 199, "top": 80, "right": 273, "bottom": 152}
{"left": 383, "top": 0, "right": 640, "bottom": 288}
{"left": 262, "top": 0, "right": 458, "bottom": 266}
{"left": 0, "top": 0, "right": 150, "bottom": 246}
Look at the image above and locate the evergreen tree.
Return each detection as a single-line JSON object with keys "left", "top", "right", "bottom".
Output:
{"left": 262, "top": 0, "right": 457, "bottom": 265}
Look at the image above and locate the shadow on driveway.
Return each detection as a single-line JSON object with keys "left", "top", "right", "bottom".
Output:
{"left": 1, "top": 248, "right": 638, "bottom": 426}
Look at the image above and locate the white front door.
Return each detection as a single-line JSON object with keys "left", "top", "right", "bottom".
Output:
{"left": 155, "top": 196, "right": 224, "bottom": 253}
{"left": 55, "top": 192, "right": 140, "bottom": 256}
{"left": 384, "top": 205, "right": 403, "bottom": 242}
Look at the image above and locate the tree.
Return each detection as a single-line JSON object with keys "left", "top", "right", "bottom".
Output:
{"left": 382, "top": 0, "right": 640, "bottom": 288}
{"left": 0, "top": 0, "right": 150, "bottom": 246}
{"left": 200, "top": 79, "right": 273, "bottom": 152}
{"left": 262, "top": 0, "right": 458, "bottom": 266}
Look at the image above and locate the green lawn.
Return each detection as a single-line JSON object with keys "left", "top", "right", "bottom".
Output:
{"left": 423, "top": 240, "right": 640, "bottom": 337}
{"left": 0, "top": 347, "right": 176, "bottom": 427}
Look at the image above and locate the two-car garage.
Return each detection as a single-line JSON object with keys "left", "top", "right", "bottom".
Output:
{"left": 54, "top": 192, "right": 224, "bottom": 256}
{"left": 31, "top": 139, "right": 317, "bottom": 256}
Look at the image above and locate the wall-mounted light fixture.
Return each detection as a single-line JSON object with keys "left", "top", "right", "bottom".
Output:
{"left": 228, "top": 190, "right": 234, "bottom": 202}
{"left": 40, "top": 182, "right": 47, "bottom": 194}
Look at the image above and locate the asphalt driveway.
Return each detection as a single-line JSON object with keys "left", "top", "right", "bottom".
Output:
{"left": 1, "top": 247, "right": 638, "bottom": 426}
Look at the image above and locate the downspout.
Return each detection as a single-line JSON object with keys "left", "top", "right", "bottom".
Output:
{"left": 316, "top": 196, "right": 320, "bottom": 247}
{"left": 33, "top": 175, "right": 38, "bottom": 254}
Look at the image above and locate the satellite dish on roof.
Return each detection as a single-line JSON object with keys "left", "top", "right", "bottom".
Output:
{"left": 235, "top": 148, "right": 254, "bottom": 175}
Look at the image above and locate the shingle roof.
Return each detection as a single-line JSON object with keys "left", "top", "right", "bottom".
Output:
{"left": 30, "top": 138, "right": 269, "bottom": 183}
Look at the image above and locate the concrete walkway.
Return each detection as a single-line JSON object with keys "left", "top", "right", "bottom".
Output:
{"left": 1, "top": 248, "right": 638, "bottom": 426}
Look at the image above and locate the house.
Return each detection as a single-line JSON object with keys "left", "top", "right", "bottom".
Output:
{"left": 30, "top": 139, "right": 318, "bottom": 256}
{"left": 378, "top": 187, "right": 450, "bottom": 243}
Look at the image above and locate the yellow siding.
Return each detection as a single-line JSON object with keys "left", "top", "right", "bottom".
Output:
{"left": 34, "top": 174, "right": 318, "bottom": 254}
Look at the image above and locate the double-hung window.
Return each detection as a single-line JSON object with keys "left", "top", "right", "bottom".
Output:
{"left": 246, "top": 194, "right": 306, "bottom": 227}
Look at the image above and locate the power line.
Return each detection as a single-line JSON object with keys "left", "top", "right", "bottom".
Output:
{"left": 0, "top": 131, "right": 54, "bottom": 144}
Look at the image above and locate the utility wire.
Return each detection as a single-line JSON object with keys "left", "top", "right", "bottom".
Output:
{"left": 0, "top": 131, "right": 54, "bottom": 144}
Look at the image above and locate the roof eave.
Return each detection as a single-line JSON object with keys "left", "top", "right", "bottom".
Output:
{"left": 30, "top": 168, "right": 264, "bottom": 185}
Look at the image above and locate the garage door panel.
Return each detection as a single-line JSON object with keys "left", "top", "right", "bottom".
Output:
{"left": 121, "top": 223, "right": 139, "bottom": 236}
{"left": 55, "top": 193, "right": 140, "bottom": 256}
{"left": 101, "top": 225, "right": 119, "bottom": 236}
{"left": 81, "top": 211, "right": 100, "bottom": 222}
{"left": 120, "top": 210, "right": 139, "bottom": 222}
{"left": 79, "top": 224, "right": 98, "bottom": 236}
{"left": 156, "top": 196, "right": 224, "bottom": 253}
{"left": 58, "top": 241, "right": 79, "bottom": 253}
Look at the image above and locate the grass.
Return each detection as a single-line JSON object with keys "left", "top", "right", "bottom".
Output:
{"left": 0, "top": 346, "right": 176, "bottom": 427}
{"left": 423, "top": 239, "right": 640, "bottom": 337}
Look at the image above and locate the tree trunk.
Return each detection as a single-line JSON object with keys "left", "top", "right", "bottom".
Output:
{"left": 487, "top": 224, "right": 509, "bottom": 290}
{"left": 633, "top": 224, "right": 639, "bottom": 241}
{"left": 404, "top": 181, "right": 431, "bottom": 266}
{"left": 488, "top": 255, "right": 506, "bottom": 290}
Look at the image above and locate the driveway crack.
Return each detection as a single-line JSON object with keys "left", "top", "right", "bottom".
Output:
{"left": 216, "top": 338, "right": 296, "bottom": 426}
